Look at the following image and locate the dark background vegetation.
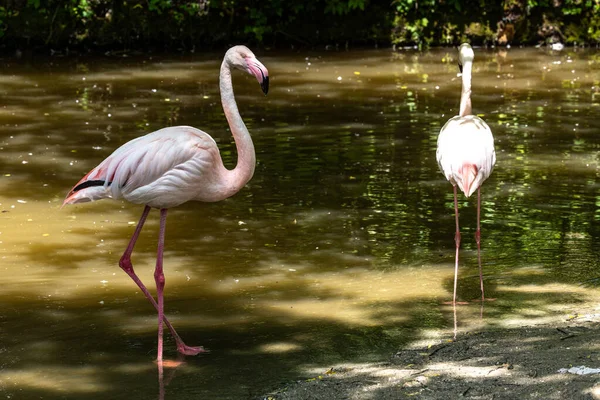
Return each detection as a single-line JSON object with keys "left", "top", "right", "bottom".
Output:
{"left": 0, "top": 0, "right": 599, "bottom": 53}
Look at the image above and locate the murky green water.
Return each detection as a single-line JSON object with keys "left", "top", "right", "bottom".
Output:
{"left": 0, "top": 47, "right": 599, "bottom": 399}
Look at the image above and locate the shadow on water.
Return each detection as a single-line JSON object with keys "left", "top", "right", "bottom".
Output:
{"left": 0, "top": 47, "right": 599, "bottom": 398}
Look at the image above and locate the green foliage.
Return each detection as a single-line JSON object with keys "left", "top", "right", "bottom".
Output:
{"left": 0, "top": 0, "right": 393, "bottom": 51}
{"left": 391, "top": 0, "right": 503, "bottom": 48}
{"left": 391, "top": 0, "right": 600, "bottom": 48}
{"left": 325, "top": 0, "right": 366, "bottom": 15}
{"left": 0, "top": 6, "right": 19, "bottom": 39}
{"left": 0, "top": 0, "right": 598, "bottom": 51}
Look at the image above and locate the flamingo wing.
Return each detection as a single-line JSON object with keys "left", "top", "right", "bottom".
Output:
{"left": 64, "top": 126, "right": 221, "bottom": 208}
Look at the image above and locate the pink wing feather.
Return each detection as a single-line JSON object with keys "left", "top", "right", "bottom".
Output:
{"left": 64, "top": 126, "right": 222, "bottom": 208}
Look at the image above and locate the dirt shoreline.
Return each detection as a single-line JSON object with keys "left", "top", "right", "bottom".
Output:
{"left": 261, "top": 305, "right": 600, "bottom": 399}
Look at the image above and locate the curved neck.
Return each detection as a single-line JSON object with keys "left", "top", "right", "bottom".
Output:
{"left": 459, "top": 62, "right": 473, "bottom": 117}
{"left": 219, "top": 59, "right": 256, "bottom": 189}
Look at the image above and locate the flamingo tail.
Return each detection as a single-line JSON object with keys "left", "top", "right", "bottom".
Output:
{"left": 63, "top": 179, "right": 113, "bottom": 206}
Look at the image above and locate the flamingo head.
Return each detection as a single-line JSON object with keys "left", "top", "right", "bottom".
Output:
{"left": 457, "top": 43, "right": 474, "bottom": 74}
{"left": 227, "top": 45, "right": 269, "bottom": 95}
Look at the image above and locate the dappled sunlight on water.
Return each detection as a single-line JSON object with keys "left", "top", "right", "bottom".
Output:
{"left": 0, "top": 47, "right": 599, "bottom": 398}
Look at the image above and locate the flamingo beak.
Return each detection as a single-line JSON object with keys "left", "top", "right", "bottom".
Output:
{"left": 260, "top": 76, "right": 269, "bottom": 95}
{"left": 248, "top": 58, "right": 269, "bottom": 95}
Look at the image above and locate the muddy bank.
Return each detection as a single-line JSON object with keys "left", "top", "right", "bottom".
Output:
{"left": 261, "top": 305, "right": 600, "bottom": 399}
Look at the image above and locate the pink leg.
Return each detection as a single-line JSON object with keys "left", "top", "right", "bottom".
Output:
{"left": 453, "top": 185, "right": 461, "bottom": 306}
{"left": 453, "top": 301, "right": 458, "bottom": 340}
{"left": 158, "top": 358, "right": 165, "bottom": 400}
{"left": 118, "top": 206, "right": 207, "bottom": 356}
{"left": 154, "top": 209, "right": 167, "bottom": 362}
{"left": 476, "top": 188, "right": 485, "bottom": 302}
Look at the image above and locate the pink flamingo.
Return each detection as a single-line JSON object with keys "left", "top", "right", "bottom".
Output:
{"left": 63, "top": 45, "right": 269, "bottom": 362}
{"left": 436, "top": 43, "right": 496, "bottom": 306}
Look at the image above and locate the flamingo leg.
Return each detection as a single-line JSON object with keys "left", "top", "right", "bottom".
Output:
{"left": 453, "top": 185, "right": 461, "bottom": 306}
{"left": 476, "top": 187, "right": 485, "bottom": 303}
{"left": 158, "top": 357, "right": 165, "bottom": 400}
{"left": 118, "top": 206, "right": 207, "bottom": 356}
{"left": 453, "top": 301, "right": 458, "bottom": 340}
{"left": 154, "top": 209, "right": 167, "bottom": 362}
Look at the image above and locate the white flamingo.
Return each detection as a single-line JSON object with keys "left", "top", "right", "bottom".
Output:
{"left": 63, "top": 45, "right": 269, "bottom": 362}
{"left": 436, "top": 43, "right": 496, "bottom": 305}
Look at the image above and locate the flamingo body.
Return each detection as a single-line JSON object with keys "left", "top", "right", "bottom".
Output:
{"left": 63, "top": 45, "right": 269, "bottom": 362}
{"left": 437, "top": 115, "right": 495, "bottom": 197}
{"left": 64, "top": 126, "right": 239, "bottom": 208}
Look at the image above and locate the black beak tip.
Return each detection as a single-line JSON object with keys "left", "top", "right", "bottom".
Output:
{"left": 261, "top": 76, "right": 269, "bottom": 95}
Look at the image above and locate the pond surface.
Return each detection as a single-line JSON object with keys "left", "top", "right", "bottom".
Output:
{"left": 0, "top": 46, "right": 599, "bottom": 399}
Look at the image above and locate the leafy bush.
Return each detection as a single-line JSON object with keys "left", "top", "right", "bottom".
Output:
{"left": 0, "top": 0, "right": 598, "bottom": 52}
